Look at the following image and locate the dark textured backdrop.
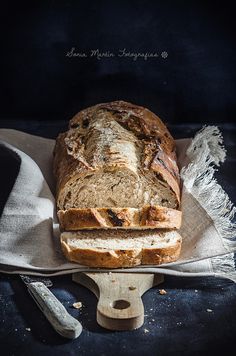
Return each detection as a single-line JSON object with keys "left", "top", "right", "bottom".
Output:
{"left": 1, "top": 1, "right": 236, "bottom": 123}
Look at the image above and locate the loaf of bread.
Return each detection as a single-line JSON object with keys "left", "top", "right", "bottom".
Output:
{"left": 60, "top": 229, "right": 182, "bottom": 268}
{"left": 53, "top": 101, "right": 181, "bottom": 230}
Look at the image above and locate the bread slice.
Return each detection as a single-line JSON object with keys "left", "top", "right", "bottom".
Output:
{"left": 54, "top": 101, "right": 180, "bottom": 214}
{"left": 58, "top": 205, "right": 182, "bottom": 230}
{"left": 60, "top": 230, "right": 182, "bottom": 268}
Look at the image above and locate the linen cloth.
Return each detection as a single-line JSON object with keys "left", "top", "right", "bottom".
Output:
{"left": 0, "top": 128, "right": 235, "bottom": 281}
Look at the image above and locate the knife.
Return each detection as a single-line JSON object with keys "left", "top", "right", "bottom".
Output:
{"left": 20, "top": 274, "right": 82, "bottom": 339}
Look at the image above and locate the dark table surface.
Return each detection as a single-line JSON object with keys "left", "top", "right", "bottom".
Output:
{"left": 0, "top": 121, "right": 236, "bottom": 356}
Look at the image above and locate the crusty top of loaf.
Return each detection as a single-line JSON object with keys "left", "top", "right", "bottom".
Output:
{"left": 53, "top": 101, "right": 180, "bottom": 208}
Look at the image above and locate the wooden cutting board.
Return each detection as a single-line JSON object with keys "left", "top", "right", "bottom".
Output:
{"left": 72, "top": 272, "right": 164, "bottom": 331}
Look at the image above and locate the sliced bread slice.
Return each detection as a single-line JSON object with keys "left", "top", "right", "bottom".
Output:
{"left": 58, "top": 205, "right": 182, "bottom": 230}
{"left": 60, "top": 230, "right": 182, "bottom": 268}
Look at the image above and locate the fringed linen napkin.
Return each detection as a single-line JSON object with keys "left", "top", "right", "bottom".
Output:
{"left": 0, "top": 127, "right": 235, "bottom": 281}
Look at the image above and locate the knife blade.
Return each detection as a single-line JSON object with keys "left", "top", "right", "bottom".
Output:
{"left": 20, "top": 274, "right": 82, "bottom": 339}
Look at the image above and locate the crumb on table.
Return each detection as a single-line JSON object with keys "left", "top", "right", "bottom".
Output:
{"left": 73, "top": 302, "right": 82, "bottom": 309}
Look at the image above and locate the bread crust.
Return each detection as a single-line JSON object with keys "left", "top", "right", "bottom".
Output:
{"left": 57, "top": 206, "right": 182, "bottom": 230}
{"left": 53, "top": 101, "right": 181, "bottom": 213}
{"left": 60, "top": 232, "right": 182, "bottom": 268}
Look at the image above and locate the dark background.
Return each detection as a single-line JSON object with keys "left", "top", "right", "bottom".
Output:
{"left": 0, "top": 0, "right": 236, "bottom": 124}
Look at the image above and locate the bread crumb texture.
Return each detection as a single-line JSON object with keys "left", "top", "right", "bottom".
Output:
{"left": 54, "top": 100, "right": 180, "bottom": 215}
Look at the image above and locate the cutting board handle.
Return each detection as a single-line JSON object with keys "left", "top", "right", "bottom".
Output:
{"left": 73, "top": 272, "right": 164, "bottom": 331}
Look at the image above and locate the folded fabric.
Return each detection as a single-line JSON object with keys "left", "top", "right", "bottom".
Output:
{"left": 0, "top": 127, "right": 235, "bottom": 281}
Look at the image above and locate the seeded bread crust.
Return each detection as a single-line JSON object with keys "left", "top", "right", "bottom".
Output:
{"left": 58, "top": 206, "right": 182, "bottom": 230}
{"left": 60, "top": 230, "right": 182, "bottom": 268}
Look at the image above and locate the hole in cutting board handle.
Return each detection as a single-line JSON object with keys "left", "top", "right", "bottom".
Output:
{"left": 112, "top": 300, "right": 131, "bottom": 310}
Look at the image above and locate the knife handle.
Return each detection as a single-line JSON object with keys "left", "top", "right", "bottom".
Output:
{"left": 27, "top": 282, "right": 82, "bottom": 339}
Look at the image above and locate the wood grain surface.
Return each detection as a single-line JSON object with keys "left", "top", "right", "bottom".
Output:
{"left": 73, "top": 272, "right": 164, "bottom": 330}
